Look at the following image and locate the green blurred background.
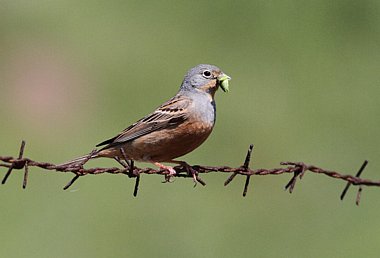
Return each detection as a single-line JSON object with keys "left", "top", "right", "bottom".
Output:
{"left": 1, "top": 1, "right": 380, "bottom": 257}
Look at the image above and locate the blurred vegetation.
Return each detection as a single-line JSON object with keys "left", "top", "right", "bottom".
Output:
{"left": 1, "top": 1, "right": 380, "bottom": 257}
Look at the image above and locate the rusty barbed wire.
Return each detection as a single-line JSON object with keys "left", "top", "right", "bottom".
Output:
{"left": 0, "top": 141, "right": 378, "bottom": 204}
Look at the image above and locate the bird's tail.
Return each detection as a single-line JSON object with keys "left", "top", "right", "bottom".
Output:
{"left": 58, "top": 150, "right": 99, "bottom": 168}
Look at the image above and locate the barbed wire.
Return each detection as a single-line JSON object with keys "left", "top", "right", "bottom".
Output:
{"left": 0, "top": 141, "right": 377, "bottom": 205}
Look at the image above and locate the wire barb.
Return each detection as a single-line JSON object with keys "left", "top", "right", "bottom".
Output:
{"left": 1, "top": 141, "right": 378, "bottom": 204}
{"left": 242, "top": 176, "right": 251, "bottom": 197}
{"left": 63, "top": 175, "right": 80, "bottom": 190}
{"left": 242, "top": 144, "right": 254, "bottom": 197}
{"left": 340, "top": 160, "right": 368, "bottom": 202}
{"left": 356, "top": 186, "right": 363, "bottom": 206}
{"left": 284, "top": 164, "right": 306, "bottom": 193}
{"left": 129, "top": 160, "right": 141, "bottom": 197}
{"left": 2, "top": 140, "right": 26, "bottom": 185}
{"left": 22, "top": 161, "right": 29, "bottom": 189}
{"left": 133, "top": 174, "right": 140, "bottom": 197}
{"left": 224, "top": 144, "right": 254, "bottom": 188}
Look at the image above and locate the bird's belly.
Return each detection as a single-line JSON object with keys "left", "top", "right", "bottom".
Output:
{"left": 124, "top": 120, "right": 213, "bottom": 162}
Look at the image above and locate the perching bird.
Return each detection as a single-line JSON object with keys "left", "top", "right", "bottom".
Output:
{"left": 60, "top": 64, "right": 231, "bottom": 180}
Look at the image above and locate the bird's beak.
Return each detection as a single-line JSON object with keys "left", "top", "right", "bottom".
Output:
{"left": 217, "top": 73, "right": 231, "bottom": 92}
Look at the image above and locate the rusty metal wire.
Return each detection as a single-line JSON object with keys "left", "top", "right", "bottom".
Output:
{"left": 1, "top": 141, "right": 378, "bottom": 204}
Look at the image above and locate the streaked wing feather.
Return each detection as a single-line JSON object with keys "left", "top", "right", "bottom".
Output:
{"left": 96, "top": 95, "right": 191, "bottom": 147}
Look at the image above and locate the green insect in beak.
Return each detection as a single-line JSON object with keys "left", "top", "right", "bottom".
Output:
{"left": 218, "top": 74, "right": 231, "bottom": 92}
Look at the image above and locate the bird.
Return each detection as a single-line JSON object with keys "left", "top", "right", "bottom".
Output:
{"left": 60, "top": 64, "right": 231, "bottom": 181}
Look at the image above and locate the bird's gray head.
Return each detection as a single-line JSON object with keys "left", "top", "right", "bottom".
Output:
{"left": 179, "top": 64, "right": 231, "bottom": 96}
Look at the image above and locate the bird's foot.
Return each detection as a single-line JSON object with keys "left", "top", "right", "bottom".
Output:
{"left": 167, "top": 160, "right": 206, "bottom": 187}
{"left": 164, "top": 167, "right": 177, "bottom": 183}
{"left": 172, "top": 161, "right": 199, "bottom": 187}
{"left": 184, "top": 164, "right": 199, "bottom": 187}
{"left": 153, "top": 162, "right": 177, "bottom": 183}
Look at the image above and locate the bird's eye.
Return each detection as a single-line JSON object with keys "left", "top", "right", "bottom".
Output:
{"left": 202, "top": 70, "right": 212, "bottom": 78}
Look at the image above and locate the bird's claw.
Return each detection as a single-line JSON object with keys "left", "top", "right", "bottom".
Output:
{"left": 163, "top": 167, "right": 176, "bottom": 183}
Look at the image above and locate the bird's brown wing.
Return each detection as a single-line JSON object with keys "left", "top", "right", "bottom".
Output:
{"left": 96, "top": 95, "right": 192, "bottom": 148}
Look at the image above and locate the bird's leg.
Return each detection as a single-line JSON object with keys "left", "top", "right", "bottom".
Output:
{"left": 119, "top": 148, "right": 132, "bottom": 168}
{"left": 152, "top": 162, "right": 176, "bottom": 183}
{"left": 113, "top": 157, "right": 128, "bottom": 168}
{"left": 168, "top": 160, "right": 199, "bottom": 186}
